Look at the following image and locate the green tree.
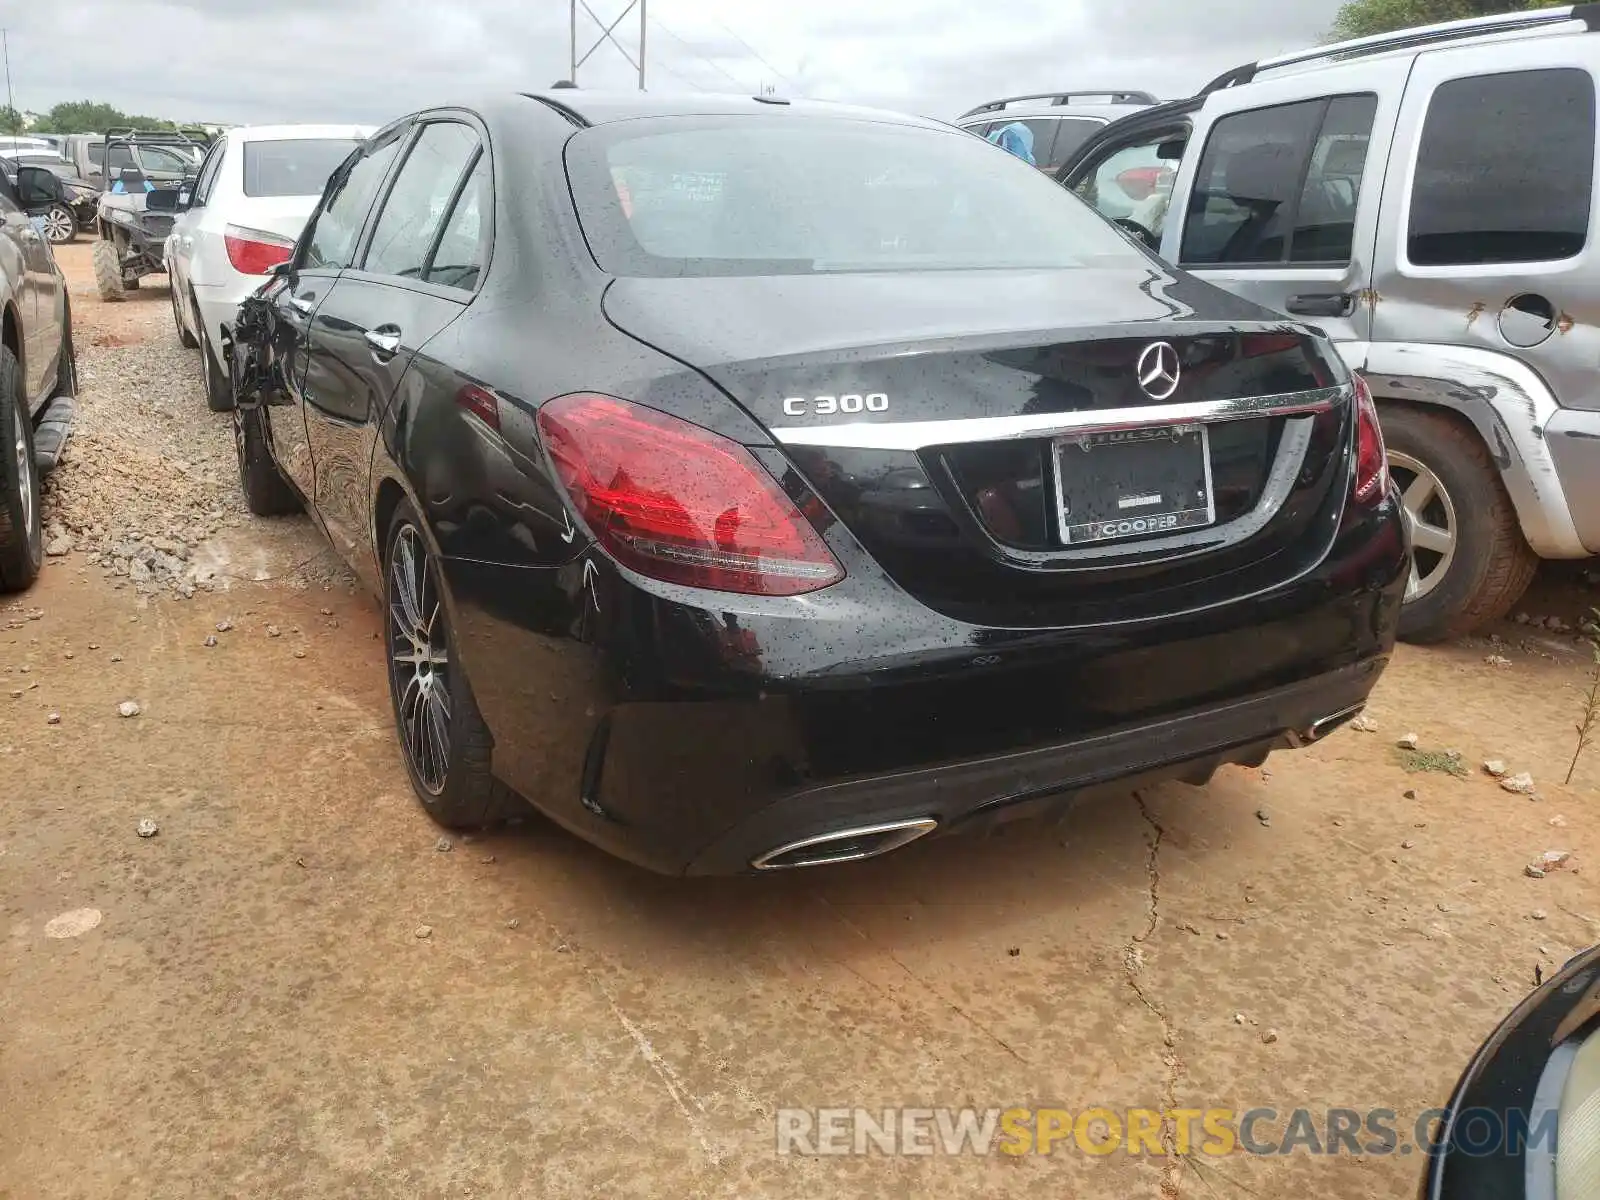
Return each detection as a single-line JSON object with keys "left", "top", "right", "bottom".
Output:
{"left": 30, "top": 100, "right": 176, "bottom": 135}
{"left": 1331, "top": 0, "right": 1545, "bottom": 39}
{"left": 0, "top": 105, "right": 23, "bottom": 135}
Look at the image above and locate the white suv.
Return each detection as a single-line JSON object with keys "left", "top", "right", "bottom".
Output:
{"left": 167, "top": 124, "right": 372, "bottom": 411}
{"left": 955, "top": 90, "right": 1158, "bottom": 174}
{"left": 1059, "top": 6, "right": 1600, "bottom": 642}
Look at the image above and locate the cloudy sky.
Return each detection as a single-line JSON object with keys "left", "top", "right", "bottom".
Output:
{"left": 10, "top": 0, "right": 1345, "bottom": 126}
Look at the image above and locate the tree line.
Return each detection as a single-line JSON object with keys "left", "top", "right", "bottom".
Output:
{"left": 1, "top": 100, "right": 197, "bottom": 137}
{"left": 1331, "top": 0, "right": 1549, "bottom": 39}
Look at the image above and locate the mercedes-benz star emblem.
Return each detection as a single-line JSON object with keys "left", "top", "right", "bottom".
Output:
{"left": 1136, "top": 341, "right": 1181, "bottom": 401}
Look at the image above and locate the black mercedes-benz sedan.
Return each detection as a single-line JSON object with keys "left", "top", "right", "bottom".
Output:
{"left": 226, "top": 92, "right": 1407, "bottom": 875}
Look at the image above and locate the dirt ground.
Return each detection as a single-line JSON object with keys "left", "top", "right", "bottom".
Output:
{"left": 3, "top": 245, "right": 1600, "bottom": 1200}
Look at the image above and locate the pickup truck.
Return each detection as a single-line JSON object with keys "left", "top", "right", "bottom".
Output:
{"left": 57, "top": 129, "right": 208, "bottom": 191}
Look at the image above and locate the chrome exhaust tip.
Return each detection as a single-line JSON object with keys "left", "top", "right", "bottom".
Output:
{"left": 751, "top": 818, "right": 939, "bottom": 871}
{"left": 1290, "top": 703, "right": 1367, "bottom": 747}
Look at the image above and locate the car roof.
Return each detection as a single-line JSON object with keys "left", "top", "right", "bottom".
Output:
{"left": 956, "top": 100, "right": 1143, "bottom": 126}
{"left": 518, "top": 90, "right": 949, "bottom": 132}
{"left": 225, "top": 123, "right": 376, "bottom": 143}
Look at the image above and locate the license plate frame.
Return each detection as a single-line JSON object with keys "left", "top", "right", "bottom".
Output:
{"left": 1053, "top": 423, "right": 1216, "bottom": 546}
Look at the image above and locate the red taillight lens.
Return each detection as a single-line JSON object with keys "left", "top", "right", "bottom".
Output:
{"left": 224, "top": 224, "right": 295, "bottom": 275}
{"left": 1353, "top": 374, "right": 1389, "bottom": 505}
{"left": 536, "top": 394, "right": 844, "bottom": 596}
{"left": 1115, "top": 166, "right": 1163, "bottom": 201}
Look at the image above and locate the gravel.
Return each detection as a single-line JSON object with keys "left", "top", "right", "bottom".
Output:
{"left": 36, "top": 298, "right": 353, "bottom": 598}
{"left": 38, "top": 327, "right": 243, "bottom": 601}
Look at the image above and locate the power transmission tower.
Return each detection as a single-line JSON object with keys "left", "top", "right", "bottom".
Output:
{"left": 569, "top": 0, "right": 648, "bottom": 89}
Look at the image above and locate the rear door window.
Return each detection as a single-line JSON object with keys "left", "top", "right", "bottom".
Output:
{"left": 244, "top": 139, "right": 362, "bottom": 198}
{"left": 1408, "top": 68, "right": 1595, "bottom": 266}
{"left": 192, "top": 139, "right": 225, "bottom": 205}
{"left": 362, "top": 121, "right": 481, "bottom": 281}
{"left": 1180, "top": 94, "right": 1377, "bottom": 267}
{"left": 1037, "top": 118, "right": 1102, "bottom": 170}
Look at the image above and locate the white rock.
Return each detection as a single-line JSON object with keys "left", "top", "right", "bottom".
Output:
{"left": 1485, "top": 655, "right": 1512, "bottom": 668}
{"left": 1483, "top": 760, "right": 1508, "bottom": 778}
{"left": 1350, "top": 713, "right": 1378, "bottom": 733}
{"left": 1502, "top": 772, "right": 1537, "bottom": 795}
{"left": 1397, "top": 733, "right": 1420, "bottom": 750}
{"left": 136, "top": 818, "right": 159, "bottom": 838}
{"left": 44, "top": 908, "right": 102, "bottom": 939}
{"left": 117, "top": 701, "right": 141, "bottom": 718}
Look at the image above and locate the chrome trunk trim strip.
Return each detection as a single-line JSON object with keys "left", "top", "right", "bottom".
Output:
{"left": 768, "top": 385, "right": 1347, "bottom": 451}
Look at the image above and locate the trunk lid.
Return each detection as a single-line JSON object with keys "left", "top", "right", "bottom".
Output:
{"left": 603, "top": 268, "right": 1354, "bottom": 627}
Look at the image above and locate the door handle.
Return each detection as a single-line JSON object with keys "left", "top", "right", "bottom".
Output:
{"left": 365, "top": 326, "right": 402, "bottom": 358}
{"left": 288, "top": 296, "right": 314, "bottom": 317}
{"left": 1286, "top": 292, "right": 1355, "bottom": 318}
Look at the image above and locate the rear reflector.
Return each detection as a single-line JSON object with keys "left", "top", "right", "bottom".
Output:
{"left": 224, "top": 224, "right": 295, "bottom": 275}
{"left": 537, "top": 394, "right": 844, "bottom": 597}
{"left": 1352, "top": 374, "right": 1389, "bottom": 505}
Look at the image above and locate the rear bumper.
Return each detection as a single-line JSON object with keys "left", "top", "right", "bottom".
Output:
{"left": 1548, "top": 407, "right": 1600, "bottom": 555}
{"left": 442, "top": 492, "right": 1407, "bottom": 876}
{"left": 684, "top": 657, "right": 1383, "bottom": 874}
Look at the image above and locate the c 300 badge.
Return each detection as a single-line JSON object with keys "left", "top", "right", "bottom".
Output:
{"left": 781, "top": 393, "right": 889, "bottom": 417}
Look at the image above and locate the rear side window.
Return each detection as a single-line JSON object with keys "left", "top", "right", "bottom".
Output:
{"left": 244, "top": 138, "right": 361, "bottom": 198}
{"left": 1181, "top": 94, "right": 1377, "bottom": 267}
{"left": 87, "top": 143, "right": 105, "bottom": 167}
{"left": 362, "top": 122, "right": 480, "bottom": 281}
{"left": 426, "top": 155, "right": 490, "bottom": 291}
{"left": 1408, "top": 68, "right": 1595, "bottom": 266}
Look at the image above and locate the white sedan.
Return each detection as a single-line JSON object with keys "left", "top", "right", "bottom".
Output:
{"left": 167, "top": 124, "right": 372, "bottom": 410}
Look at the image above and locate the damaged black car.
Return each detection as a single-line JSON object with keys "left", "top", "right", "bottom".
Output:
{"left": 226, "top": 93, "right": 1409, "bottom": 875}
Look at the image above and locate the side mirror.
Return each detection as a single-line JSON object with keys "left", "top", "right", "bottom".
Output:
{"left": 145, "top": 188, "right": 181, "bottom": 213}
{"left": 15, "top": 165, "right": 62, "bottom": 207}
{"left": 1156, "top": 139, "right": 1187, "bottom": 162}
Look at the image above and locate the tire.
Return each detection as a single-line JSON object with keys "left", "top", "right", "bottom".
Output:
{"left": 231, "top": 404, "right": 300, "bottom": 516}
{"left": 92, "top": 238, "right": 125, "bottom": 302}
{"left": 41, "top": 203, "right": 75, "bottom": 245}
{"left": 201, "top": 328, "right": 232, "bottom": 411}
{"left": 1380, "top": 403, "right": 1539, "bottom": 644}
{"left": 0, "top": 345, "right": 43, "bottom": 593}
{"left": 171, "top": 284, "right": 198, "bottom": 349}
{"left": 383, "top": 501, "right": 524, "bottom": 829}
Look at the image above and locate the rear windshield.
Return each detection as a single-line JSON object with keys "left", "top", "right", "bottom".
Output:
{"left": 566, "top": 116, "right": 1142, "bottom": 277}
{"left": 243, "top": 139, "right": 361, "bottom": 197}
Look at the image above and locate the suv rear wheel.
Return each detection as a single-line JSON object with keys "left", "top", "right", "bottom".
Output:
{"left": 1381, "top": 404, "right": 1538, "bottom": 643}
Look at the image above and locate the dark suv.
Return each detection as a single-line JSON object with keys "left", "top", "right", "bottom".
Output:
{"left": 0, "top": 166, "right": 77, "bottom": 593}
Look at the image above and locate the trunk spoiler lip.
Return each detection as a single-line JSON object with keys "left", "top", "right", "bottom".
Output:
{"left": 769, "top": 384, "right": 1348, "bottom": 451}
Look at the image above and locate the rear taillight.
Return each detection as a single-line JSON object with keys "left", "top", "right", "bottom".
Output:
{"left": 1353, "top": 374, "right": 1389, "bottom": 505}
{"left": 536, "top": 394, "right": 844, "bottom": 597}
{"left": 1115, "top": 166, "right": 1163, "bottom": 201}
{"left": 224, "top": 224, "right": 295, "bottom": 275}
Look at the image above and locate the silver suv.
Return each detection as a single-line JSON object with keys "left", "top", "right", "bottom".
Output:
{"left": 1059, "top": 6, "right": 1600, "bottom": 642}
{"left": 956, "top": 90, "right": 1157, "bottom": 174}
